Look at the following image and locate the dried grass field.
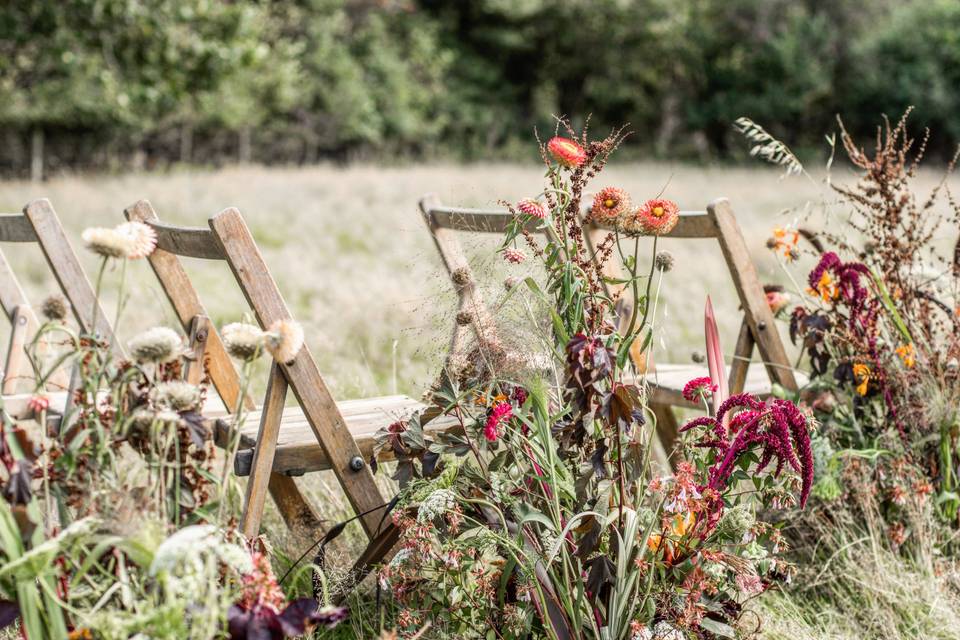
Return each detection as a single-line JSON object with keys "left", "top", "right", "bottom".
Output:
{"left": 1, "top": 162, "right": 956, "bottom": 581}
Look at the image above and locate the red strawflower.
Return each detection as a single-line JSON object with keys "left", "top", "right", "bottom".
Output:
{"left": 547, "top": 137, "right": 587, "bottom": 168}
{"left": 682, "top": 377, "right": 717, "bottom": 403}
{"left": 484, "top": 402, "right": 513, "bottom": 442}
{"left": 619, "top": 198, "right": 680, "bottom": 236}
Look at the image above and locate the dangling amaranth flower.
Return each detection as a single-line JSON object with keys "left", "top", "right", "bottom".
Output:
{"left": 589, "top": 187, "right": 631, "bottom": 225}
{"left": 129, "top": 327, "right": 183, "bottom": 364}
{"left": 547, "top": 137, "right": 587, "bottom": 168}
{"left": 517, "top": 198, "right": 547, "bottom": 220}
{"left": 484, "top": 401, "right": 513, "bottom": 442}
{"left": 115, "top": 221, "right": 157, "bottom": 259}
{"left": 222, "top": 322, "right": 266, "bottom": 361}
{"left": 618, "top": 199, "right": 680, "bottom": 236}
{"left": 82, "top": 227, "right": 131, "bottom": 259}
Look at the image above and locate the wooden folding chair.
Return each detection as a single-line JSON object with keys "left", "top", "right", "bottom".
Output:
{"left": 124, "top": 200, "right": 455, "bottom": 567}
{"left": 0, "top": 199, "right": 118, "bottom": 413}
{"left": 419, "top": 195, "right": 805, "bottom": 462}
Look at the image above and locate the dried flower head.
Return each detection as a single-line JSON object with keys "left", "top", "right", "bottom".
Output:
{"left": 82, "top": 227, "right": 131, "bottom": 259}
{"left": 547, "top": 136, "right": 587, "bottom": 168}
{"left": 452, "top": 267, "right": 472, "bottom": 288}
{"left": 618, "top": 199, "right": 680, "bottom": 236}
{"left": 115, "top": 221, "right": 157, "bottom": 259}
{"left": 152, "top": 381, "right": 201, "bottom": 412}
{"left": 41, "top": 295, "right": 68, "bottom": 321}
{"left": 264, "top": 319, "right": 304, "bottom": 364}
{"left": 517, "top": 198, "right": 547, "bottom": 220}
{"left": 456, "top": 311, "right": 474, "bottom": 326}
{"left": 589, "top": 187, "right": 631, "bottom": 224}
{"left": 222, "top": 322, "right": 266, "bottom": 361}
{"left": 504, "top": 276, "right": 520, "bottom": 291}
{"left": 654, "top": 251, "right": 675, "bottom": 272}
{"left": 129, "top": 326, "right": 183, "bottom": 364}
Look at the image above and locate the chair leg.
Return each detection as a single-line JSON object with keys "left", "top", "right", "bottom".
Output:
{"left": 241, "top": 363, "right": 289, "bottom": 539}
{"left": 3, "top": 306, "right": 31, "bottom": 394}
{"left": 728, "top": 318, "right": 754, "bottom": 395}
{"left": 651, "top": 402, "right": 681, "bottom": 468}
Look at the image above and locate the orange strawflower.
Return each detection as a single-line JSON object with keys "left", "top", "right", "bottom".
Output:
{"left": 546, "top": 137, "right": 586, "bottom": 168}
{"left": 808, "top": 270, "right": 839, "bottom": 303}
{"left": 619, "top": 198, "right": 680, "bottom": 236}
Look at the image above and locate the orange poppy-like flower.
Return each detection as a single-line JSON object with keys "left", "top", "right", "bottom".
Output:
{"left": 853, "top": 363, "right": 871, "bottom": 396}
{"left": 895, "top": 343, "right": 915, "bottom": 368}
{"left": 589, "top": 187, "right": 632, "bottom": 224}
{"left": 808, "top": 270, "right": 839, "bottom": 303}
{"left": 646, "top": 512, "right": 696, "bottom": 564}
{"left": 547, "top": 137, "right": 587, "bottom": 168}
{"left": 619, "top": 199, "right": 680, "bottom": 236}
{"left": 768, "top": 227, "right": 800, "bottom": 260}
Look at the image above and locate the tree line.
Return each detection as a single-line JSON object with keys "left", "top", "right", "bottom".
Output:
{"left": 2, "top": 0, "right": 958, "bottom": 178}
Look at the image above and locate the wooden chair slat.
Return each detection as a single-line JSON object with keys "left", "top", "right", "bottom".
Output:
{"left": 145, "top": 219, "right": 225, "bottom": 260}
{"left": 425, "top": 203, "right": 719, "bottom": 238}
{"left": 0, "top": 214, "right": 38, "bottom": 243}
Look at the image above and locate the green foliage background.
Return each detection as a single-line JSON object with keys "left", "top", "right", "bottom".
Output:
{"left": 2, "top": 0, "right": 958, "bottom": 174}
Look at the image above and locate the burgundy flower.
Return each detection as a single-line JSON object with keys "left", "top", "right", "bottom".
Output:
{"left": 228, "top": 600, "right": 347, "bottom": 640}
{"left": 682, "top": 377, "right": 717, "bottom": 403}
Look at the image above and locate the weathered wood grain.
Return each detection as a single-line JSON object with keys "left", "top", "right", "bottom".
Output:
{"left": 240, "top": 363, "right": 288, "bottom": 538}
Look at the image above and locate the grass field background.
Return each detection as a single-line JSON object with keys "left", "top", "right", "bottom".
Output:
{"left": 2, "top": 162, "right": 957, "bottom": 605}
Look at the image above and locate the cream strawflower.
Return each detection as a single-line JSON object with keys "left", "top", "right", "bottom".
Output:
{"left": 82, "top": 227, "right": 131, "bottom": 259}
{"left": 152, "top": 381, "right": 201, "bottom": 412}
{"left": 222, "top": 322, "right": 266, "bottom": 361}
{"left": 116, "top": 221, "right": 157, "bottom": 259}
{"left": 264, "top": 319, "right": 304, "bottom": 364}
{"left": 129, "top": 327, "right": 183, "bottom": 364}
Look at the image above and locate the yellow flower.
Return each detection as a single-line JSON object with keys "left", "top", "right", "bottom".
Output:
{"left": 853, "top": 363, "right": 871, "bottom": 396}
{"left": 895, "top": 343, "right": 915, "bottom": 368}
{"left": 769, "top": 227, "right": 800, "bottom": 260}
{"left": 808, "top": 270, "right": 838, "bottom": 303}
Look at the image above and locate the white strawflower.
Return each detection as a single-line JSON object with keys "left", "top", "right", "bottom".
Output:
{"left": 152, "top": 381, "right": 201, "bottom": 412}
{"left": 417, "top": 488, "right": 456, "bottom": 523}
{"left": 264, "top": 318, "right": 304, "bottom": 364}
{"left": 116, "top": 221, "right": 157, "bottom": 259}
{"left": 222, "top": 322, "right": 265, "bottom": 361}
{"left": 82, "top": 227, "right": 131, "bottom": 259}
{"left": 129, "top": 327, "right": 183, "bottom": 364}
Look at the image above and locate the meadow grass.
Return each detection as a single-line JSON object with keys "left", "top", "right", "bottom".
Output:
{"left": 3, "top": 163, "right": 960, "bottom": 637}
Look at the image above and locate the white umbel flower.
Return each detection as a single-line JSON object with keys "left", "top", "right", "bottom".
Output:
{"left": 416, "top": 488, "right": 456, "bottom": 523}
{"left": 116, "top": 221, "right": 157, "bottom": 259}
{"left": 129, "top": 327, "right": 183, "bottom": 364}
{"left": 222, "top": 322, "right": 266, "bottom": 361}
{"left": 150, "top": 525, "right": 253, "bottom": 595}
{"left": 265, "top": 318, "right": 304, "bottom": 364}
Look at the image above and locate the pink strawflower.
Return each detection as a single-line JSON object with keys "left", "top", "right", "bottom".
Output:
{"left": 589, "top": 187, "right": 632, "bottom": 224}
{"left": 547, "top": 137, "right": 587, "bottom": 168}
{"left": 484, "top": 402, "right": 513, "bottom": 442}
{"left": 619, "top": 198, "right": 680, "bottom": 236}
{"left": 682, "top": 377, "right": 717, "bottom": 403}
{"left": 27, "top": 394, "right": 50, "bottom": 413}
{"left": 736, "top": 574, "right": 765, "bottom": 596}
{"left": 517, "top": 198, "right": 547, "bottom": 219}
{"left": 503, "top": 248, "right": 525, "bottom": 264}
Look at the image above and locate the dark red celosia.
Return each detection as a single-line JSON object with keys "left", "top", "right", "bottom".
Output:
{"left": 680, "top": 394, "right": 814, "bottom": 508}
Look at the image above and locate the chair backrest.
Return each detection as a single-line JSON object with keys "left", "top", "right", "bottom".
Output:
{"left": 0, "top": 200, "right": 120, "bottom": 393}
{"left": 124, "top": 200, "right": 385, "bottom": 539}
{"left": 419, "top": 195, "right": 798, "bottom": 393}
